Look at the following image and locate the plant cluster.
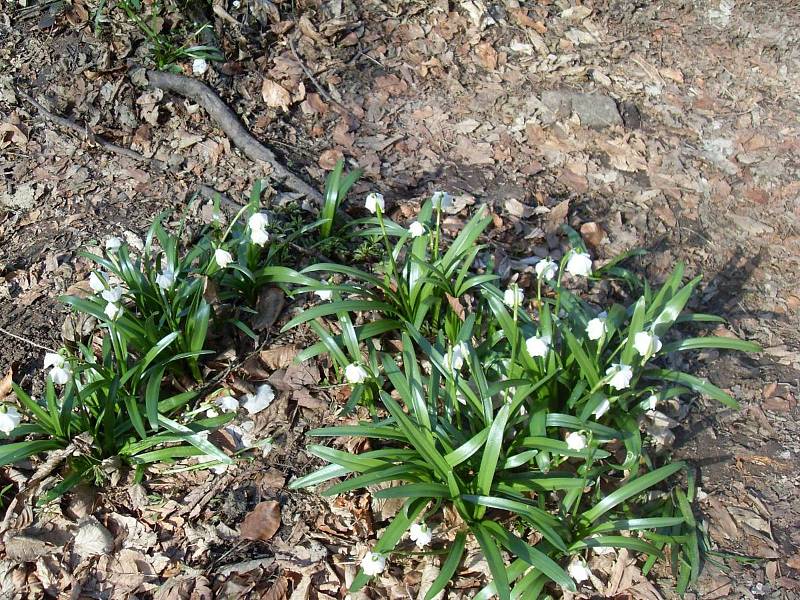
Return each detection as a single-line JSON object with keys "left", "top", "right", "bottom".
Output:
{"left": 0, "top": 163, "right": 759, "bottom": 596}
{"left": 285, "top": 193, "right": 759, "bottom": 598}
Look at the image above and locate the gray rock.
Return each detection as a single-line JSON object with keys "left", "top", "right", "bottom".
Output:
{"left": 540, "top": 91, "right": 623, "bottom": 129}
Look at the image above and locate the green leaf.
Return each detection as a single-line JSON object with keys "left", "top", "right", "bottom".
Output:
{"left": 587, "top": 517, "right": 687, "bottom": 535}
{"left": 289, "top": 463, "right": 351, "bottom": 489}
{"left": 373, "top": 483, "right": 451, "bottom": 499}
{"left": 582, "top": 462, "right": 685, "bottom": 525}
{"left": 424, "top": 532, "right": 466, "bottom": 600}
{"left": 661, "top": 336, "right": 761, "bottom": 354}
{"left": 475, "top": 403, "right": 511, "bottom": 519}
{"left": 307, "top": 425, "right": 407, "bottom": 442}
{"left": 145, "top": 366, "right": 165, "bottom": 431}
{"left": 472, "top": 523, "right": 511, "bottom": 600}
{"left": 571, "top": 535, "right": 663, "bottom": 557}
{"left": 445, "top": 426, "right": 490, "bottom": 467}
{"left": 482, "top": 521, "right": 576, "bottom": 592}
{"left": 562, "top": 327, "right": 600, "bottom": 386}
{"left": 518, "top": 436, "right": 611, "bottom": 459}
{"left": 644, "top": 368, "right": 740, "bottom": 409}
{"left": 0, "top": 440, "right": 63, "bottom": 466}
{"left": 462, "top": 495, "right": 566, "bottom": 551}
{"left": 281, "top": 299, "right": 396, "bottom": 332}
{"left": 622, "top": 296, "right": 646, "bottom": 365}
{"left": 157, "top": 415, "right": 232, "bottom": 464}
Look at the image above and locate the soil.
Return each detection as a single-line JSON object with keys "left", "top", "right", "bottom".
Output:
{"left": 1, "top": 0, "right": 799, "bottom": 598}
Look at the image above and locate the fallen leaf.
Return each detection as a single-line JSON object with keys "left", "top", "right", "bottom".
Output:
{"left": 0, "top": 123, "right": 28, "bottom": 148}
{"left": 253, "top": 286, "right": 285, "bottom": 331}
{"left": 318, "top": 148, "right": 344, "bottom": 170}
{"left": 260, "top": 346, "right": 298, "bottom": 369}
{"left": 475, "top": 41, "right": 498, "bottom": 70}
{"left": 240, "top": 501, "right": 281, "bottom": 542}
{"left": 262, "top": 575, "right": 289, "bottom": 600}
{"left": 0, "top": 369, "right": 12, "bottom": 401}
{"left": 445, "top": 294, "right": 466, "bottom": 320}
{"left": 580, "top": 222, "right": 605, "bottom": 248}
{"left": 545, "top": 199, "right": 570, "bottom": 235}
{"left": 262, "top": 79, "right": 292, "bottom": 111}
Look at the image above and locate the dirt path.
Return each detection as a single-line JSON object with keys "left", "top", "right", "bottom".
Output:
{"left": 1, "top": 0, "right": 798, "bottom": 597}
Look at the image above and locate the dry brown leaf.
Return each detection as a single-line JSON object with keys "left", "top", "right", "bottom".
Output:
{"left": 253, "top": 286, "right": 285, "bottom": 331}
{"left": 0, "top": 123, "right": 28, "bottom": 148}
{"left": 318, "top": 148, "right": 344, "bottom": 170}
{"left": 262, "top": 79, "right": 292, "bottom": 111}
{"left": 262, "top": 576, "right": 289, "bottom": 600}
{"left": 475, "top": 41, "right": 498, "bottom": 70}
{"left": 445, "top": 294, "right": 466, "bottom": 321}
{"left": 240, "top": 501, "right": 281, "bottom": 542}
{"left": 580, "top": 222, "right": 605, "bottom": 248}
{"left": 545, "top": 199, "right": 570, "bottom": 235}
{"left": 260, "top": 346, "right": 298, "bottom": 370}
{"left": 0, "top": 369, "right": 12, "bottom": 401}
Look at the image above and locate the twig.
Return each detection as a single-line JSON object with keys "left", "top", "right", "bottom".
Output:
{"left": 0, "top": 325, "right": 56, "bottom": 353}
{"left": 145, "top": 70, "right": 324, "bottom": 204}
{"left": 288, "top": 35, "right": 350, "bottom": 117}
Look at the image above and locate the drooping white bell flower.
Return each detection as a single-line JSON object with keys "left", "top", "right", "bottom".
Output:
{"left": 88, "top": 272, "right": 106, "bottom": 293}
{"left": 365, "top": 192, "right": 385, "bottom": 214}
{"left": 592, "top": 398, "right": 611, "bottom": 419}
{"left": 44, "top": 352, "right": 71, "bottom": 385}
{"left": 586, "top": 317, "right": 607, "bottom": 341}
{"left": 248, "top": 213, "right": 270, "bottom": 246}
{"left": 606, "top": 363, "right": 633, "bottom": 390}
{"left": 633, "top": 331, "right": 662, "bottom": 356}
{"left": 565, "top": 250, "right": 593, "bottom": 277}
{"left": 242, "top": 384, "right": 275, "bottom": 415}
{"left": 215, "top": 394, "right": 239, "bottom": 414}
{"left": 408, "top": 522, "right": 432, "bottom": 549}
{"left": 443, "top": 341, "right": 469, "bottom": 372}
{"left": 314, "top": 289, "right": 333, "bottom": 301}
{"left": 565, "top": 431, "right": 587, "bottom": 451}
{"left": 431, "top": 191, "right": 453, "bottom": 210}
{"left": 641, "top": 394, "right": 658, "bottom": 411}
{"left": 104, "top": 302, "right": 123, "bottom": 321}
{"left": 408, "top": 221, "right": 426, "bottom": 237}
{"left": 155, "top": 267, "right": 175, "bottom": 290}
{"left": 360, "top": 551, "right": 386, "bottom": 576}
{"left": 525, "top": 335, "right": 550, "bottom": 358}
{"left": 535, "top": 257, "right": 558, "bottom": 281}
{"left": 105, "top": 237, "right": 123, "bottom": 252}
{"left": 214, "top": 248, "right": 234, "bottom": 268}
{"left": 344, "top": 363, "right": 369, "bottom": 384}
{"left": 192, "top": 58, "right": 209, "bottom": 75}
{"left": 567, "top": 557, "right": 592, "bottom": 583}
{"left": 0, "top": 406, "right": 22, "bottom": 434}
{"left": 101, "top": 286, "right": 124, "bottom": 304}
{"left": 503, "top": 285, "right": 524, "bottom": 309}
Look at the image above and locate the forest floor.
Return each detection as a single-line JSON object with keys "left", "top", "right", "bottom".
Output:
{"left": 0, "top": 0, "right": 798, "bottom": 598}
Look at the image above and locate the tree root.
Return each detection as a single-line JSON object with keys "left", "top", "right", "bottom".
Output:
{"left": 145, "top": 70, "right": 323, "bottom": 204}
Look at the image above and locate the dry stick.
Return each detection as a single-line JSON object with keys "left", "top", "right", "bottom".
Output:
{"left": 145, "top": 70, "right": 324, "bottom": 205}
{"left": 288, "top": 35, "right": 350, "bottom": 116}
{"left": 0, "top": 325, "right": 56, "bottom": 353}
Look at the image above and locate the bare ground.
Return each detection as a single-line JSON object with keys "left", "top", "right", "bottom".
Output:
{"left": 0, "top": 0, "right": 799, "bottom": 598}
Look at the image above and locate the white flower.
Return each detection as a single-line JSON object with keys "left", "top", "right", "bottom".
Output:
{"left": 408, "top": 221, "right": 426, "bottom": 237}
{"left": 155, "top": 267, "right": 175, "bottom": 290}
{"left": 0, "top": 406, "right": 22, "bottom": 434}
{"left": 503, "top": 285, "right": 524, "bottom": 309}
{"left": 314, "top": 289, "right": 333, "bottom": 301}
{"left": 192, "top": 58, "right": 209, "bottom": 75}
{"left": 248, "top": 213, "right": 270, "bottom": 246}
{"left": 567, "top": 557, "right": 592, "bottom": 583}
{"left": 196, "top": 455, "right": 228, "bottom": 474}
{"left": 360, "top": 551, "right": 386, "bottom": 576}
{"left": 104, "top": 302, "right": 123, "bottom": 320}
{"left": 101, "top": 286, "right": 124, "bottom": 304}
{"left": 586, "top": 317, "right": 606, "bottom": 341}
{"left": 565, "top": 250, "right": 593, "bottom": 277}
{"left": 344, "top": 363, "right": 369, "bottom": 384}
{"left": 216, "top": 395, "right": 239, "bottom": 413}
{"left": 365, "top": 192, "right": 385, "bottom": 214}
{"left": 633, "top": 331, "right": 662, "bottom": 356}
{"left": 408, "top": 523, "right": 432, "bottom": 549}
{"left": 535, "top": 258, "right": 558, "bottom": 281}
{"left": 606, "top": 363, "right": 633, "bottom": 390}
{"left": 242, "top": 384, "right": 275, "bottom": 415}
{"left": 44, "top": 353, "right": 71, "bottom": 385}
{"left": 641, "top": 394, "right": 658, "bottom": 411}
{"left": 592, "top": 398, "right": 611, "bottom": 419}
{"left": 214, "top": 248, "right": 233, "bottom": 268}
{"left": 88, "top": 272, "right": 106, "bottom": 292}
{"left": 431, "top": 191, "right": 452, "bottom": 210}
{"left": 525, "top": 335, "right": 550, "bottom": 358}
{"left": 565, "top": 431, "right": 587, "bottom": 451}
{"left": 443, "top": 341, "right": 469, "bottom": 372}
{"left": 105, "top": 237, "right": 123, "bottom": 252}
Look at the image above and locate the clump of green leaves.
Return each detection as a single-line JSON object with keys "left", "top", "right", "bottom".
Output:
{"left": 1, "top": 334, "right": 230, "bottom": 505}
{"left": 288, "top": 194, "right": 761, "bottom": 598}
